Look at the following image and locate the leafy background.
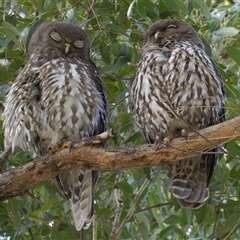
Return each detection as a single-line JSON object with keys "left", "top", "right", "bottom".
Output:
{"left": 1, "top": 0, "right": 240, "bottom": 239}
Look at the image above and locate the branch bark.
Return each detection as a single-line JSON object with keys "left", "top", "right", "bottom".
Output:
{"left": 0, "top": 116, "right": 240, "bottom": 201}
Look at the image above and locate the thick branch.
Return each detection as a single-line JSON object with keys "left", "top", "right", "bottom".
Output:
{"left": 0, "top": 116, "right": 240, "bottom": 201}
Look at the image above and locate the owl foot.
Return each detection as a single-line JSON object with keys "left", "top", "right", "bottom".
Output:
{"left": 163, "top": 129, "right": 187, "bottom": 143}
{"left": 163, "top": 135, "right": 175, "bottom": 142}
{"left": 174, "top": 128, "right": 187, "bottom": 138}
{"left": 180, "top": 129, "right": 187, "bottom": 138}
{"left": 49, "top": 141, "right": 73, "bottom": 154}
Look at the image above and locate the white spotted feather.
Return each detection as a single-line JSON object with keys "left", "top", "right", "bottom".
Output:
{"left": 131, "top": 19, "right": 225, "bottom": 208}
{"left": 4, "top": 21, "right": 108, "bottom": 230}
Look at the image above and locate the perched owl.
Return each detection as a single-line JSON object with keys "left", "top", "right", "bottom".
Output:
{"left": 3, "top": 21, "right": 108, "bottom": 230}
{"left": 131, "top": 19, "right": 225, "bottom": 208}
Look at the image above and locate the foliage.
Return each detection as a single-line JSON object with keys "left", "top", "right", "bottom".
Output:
{"left": 1, "top": 0, "right": 240, "bottom": 239}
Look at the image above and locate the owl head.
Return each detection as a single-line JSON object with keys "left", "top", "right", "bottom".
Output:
{"left": 28, "top": 21, "right": 91, "bottom": 58}
{"left": 143, "top": 19, "right": 204, "bottom": 50}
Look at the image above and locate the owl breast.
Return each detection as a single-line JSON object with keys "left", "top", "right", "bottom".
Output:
{"left": 37, "top": 57, "right": 105, "bottom": 152}
{"left": 132, "top": 42, "right": 224, "bottom": 142}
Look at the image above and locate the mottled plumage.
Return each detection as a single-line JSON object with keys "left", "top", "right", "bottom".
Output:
{"left": 131, "top": 19, "right": 225, "bottom": 208}
{"left": 4, "top": 21, "right": 108, "bottom": 230}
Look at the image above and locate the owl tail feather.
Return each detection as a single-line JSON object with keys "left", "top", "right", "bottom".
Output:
{"left": 168, "top": 155, "right": 214, "bottom": 209}
{"left": 69, "top": 170, "right": 94, "bottom": 230}
{"left": 54, "top": 169, "right": 98, "bottom": 231}
{"left": 172, "top": 176, "right": 209, "bottom": 209}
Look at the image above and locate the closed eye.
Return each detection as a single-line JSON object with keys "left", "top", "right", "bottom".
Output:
{"left": 50, "top": 31, "right": 63, "bottom": 42}
{"left": 166, "top": 24, "right": 177, "bottom": 30}
{"left": 73, "top": 40, "right": 84, "bottom": 48}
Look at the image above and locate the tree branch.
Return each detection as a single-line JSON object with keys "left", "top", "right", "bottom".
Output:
{"left": 0, "top": 116, "right": 240, "bottom": 201}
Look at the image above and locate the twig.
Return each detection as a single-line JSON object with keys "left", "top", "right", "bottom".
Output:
{"left": 26, "top": 191, "right": 43, "bottom": 205}
{"left": 134, "top": 201, "right": 173, "bottom": 213}
{"left": 93, "top": 211, "right": 97, "bottom": 240}
{"left": 81, "top": 128, "right": 115, "bottom": 146}
{"left": 78, "top": 0, "right": 98, "bottom": 30}
{"left": 0, "top": 147, "right": 12, "bottom": 167}
{"left": 211, "top": 208, "right": 219, "bottom": 240}
{"left": 19, "top": 208, "right": 35, "bottom": 239}
{"left": 222, "top": 218, "right": 240, "bottom": 240}
{"left": 110, "top": 174, "right": 123, "bottom": 239}
{"left": 112, "top": 178, "right": 150, "bottom": 239}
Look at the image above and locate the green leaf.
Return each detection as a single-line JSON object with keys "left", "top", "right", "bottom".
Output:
{"left": 51, "top": 229, "right": 65, "bottom": 240}
{"left": 161, "top": 0, "right": 188, "bottom": 15}
{"left": 226, "top": 97, "right": 240, "bottom": 118}
{"left": 164, "top": 214, "right": 181, "bottom": 225}
{"left": 31, "top": 0, "right": 44, "bottom": 14}
{"left": 115, "top": 182, "right": 133, "bottom": 196}
{"left": 225, "top": 142, "right": 240, "bottom": 157}
{"left": 42, "top": 198, "right": 61, "bottom": 212}
{"left": 230, "top": 165, "right": 240, "bottom": 180}
{"left": 106, "top": 23, "right": 128, "bottom": 36}
{"left": 137, "top": 2, "right": 146, "bottom": 17}
{"left": 159, "top": 225, "right": 175, "bottom": 238}
{"left": 188, "top": 0, "right": 194, "bottom": 15}
{"left": 226, "top": 47, "right": 240, "bottom": 66}
{"left": 100, "top": 41, "right": 111, "bottom": 64}
{"left": 174, "top": 0, "right": 188, "bottom": 14}
{"left": 216, "top": 200, "right": 240, "bottom": 210}
{"left": 97, "top": 207, "right": 113, "bottom": 217}
{"left": 218, "top": 209, "right": 240, "bottom": 234}
{"left": 0, "top": 24, "right": 22, "bottom": 49}
{"left": 0, "top": 213, "right": 10, "bottom": 222}
{"left": 143, "top": 167, "right": 151, "bottom": 180}
{"left": 41, "top": 225, "right": 52, "bottom": 237}
{"left": 215, "top": 27, "right": 239, "bottom": 37}
{"left": 193, "top": 0, "right": 211, "bottom": 19}
{"left": 135, "top": 212, "right": 150, "bottom": 232}
{"left": 0, "top": 67, "right": 14, "bottom": 82}
{"left": 111, "top": 56, "right": 129, "bottom": 73}
{"left": 7, "top": 199, "right": 21, "bottom": 230}
{"left": 2, "top": 22, "right": 20, "bottom": 38}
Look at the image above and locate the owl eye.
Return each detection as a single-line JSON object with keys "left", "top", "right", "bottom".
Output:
{"left": 166, "top": 24, "right": 177, "bottom": 30}
{"left": 73, "top": 40, "right": 84, "bottom": 48}
{"left": 50, "top": 31, "right": 63, "bottom": 42}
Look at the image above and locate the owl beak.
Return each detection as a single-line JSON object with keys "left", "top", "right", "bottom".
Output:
{"left": 155, "top": 31, "right": 161, "bottom": 39}
{"left": 65, "top": 43, "right": 70, "bottom": 55}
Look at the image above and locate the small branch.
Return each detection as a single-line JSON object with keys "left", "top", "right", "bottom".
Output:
{"left": 78, "top": 0, "right": 98, "bottom": 30}
{"left": 0, "top": 147, "right": 12, "bottom": 167}
{"left": 112, "top": 179, "right": 150, "bottom": 239}
{"left": 134, "top": 201, "right": 173, "bottom": 213}
{"left": 93, "top": 211, "right": 97, "bottom": 240}
{"left": 0, "top": 117, "right": 240, "bottom": 201}
{"left": 81, "top": 128, "right": 115, "bottom": 145}
{"left": 26, "top": 191, "right": 43, "bottom": 205}
{"left": 110, "top": 174, "right": 123, "bottom": 239}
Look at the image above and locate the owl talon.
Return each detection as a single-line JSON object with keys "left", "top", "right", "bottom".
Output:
{"left": 164, "top": 135, "right": 174, "bottom": 142}
{"left": 175, "top": 128, "right": 187, "bottom": 139}
{"left": 163, "top": 128, "right": 187, "bottom": 143}
{"left": 180, "top": 129, "right": 188, "bottom": 140}
{"left": 61, "top": 141, "right": 73, "bottom": 153}
{"left": 48, "top": 146, "right": 60, "bottom": 154}
{"left": 48, "top": 141, "right": 73, "bottom": 154}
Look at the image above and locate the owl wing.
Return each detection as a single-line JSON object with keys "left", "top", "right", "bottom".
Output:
{"left": 168, "top": 57, "right": 225, "bottom": 208}
{"left": 39, "top": 57, "right": 107, "bottom": 230}
{"left": 4, "top": 64, "right": 43, "bottom": 154}
{"left": 206, "top": 59, "right": 225, "bottom": 187}
{"left": 91, "top": 60, "right": 108, "bottom": 137}
{"left": 132, "top": 45, "right": 225, "bottom": 208}
{"left": 67, "top": 61, "right": 108, "bottom": 230}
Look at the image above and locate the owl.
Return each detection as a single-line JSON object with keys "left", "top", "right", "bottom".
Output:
{"left": 131, "top": 19, "right": 225, "bottom": 208}
{"left": 3, "top": 21, "right": 108, "bottom": 230}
